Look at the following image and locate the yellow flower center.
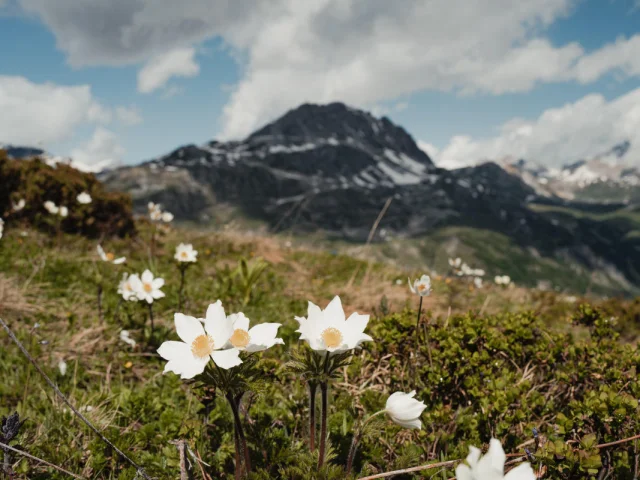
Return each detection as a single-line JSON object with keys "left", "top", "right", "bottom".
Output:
{"left": 124, "top": 282, "right": 132, "bottom": 292}
{"left": 417, "top": 283, "right": 427, "bottom": 292}
{"left": 143, "top": 282, "right": 153, "bottom": 293}
{"left": 321, "top": 327, "right": 343, "bottom": 349}
{"left": 191, "top": 334, "right": 215, "bottom": 359}
{"left": 230, "top": 329, "right": 250, "bottom": 348}
{"left": 106, "top": 252, "right": 115, "bottom": 261}
{"left": 180, "top": 251, "right": 188, "bottom": 259}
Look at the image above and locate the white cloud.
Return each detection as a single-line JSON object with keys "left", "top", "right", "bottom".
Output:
{"left": 69, "top": 127, "right": 125, "bottom": 171}
{"left": 0, "top": 75, "right": 108, "bottom": 145}
{"left": 435, "top": 88, "right": 640, "bottom": 168}
{"left": 137, "top": 47, "right": 200, "bottom": 93}
{"left": 17, "top": 0, "right": 640, "bottom": 140}
{"left": 417, "top": 141, "right": 439, "bottom": 160}
{"left": 115, "top": 106, "right": 143, "bottom": 125}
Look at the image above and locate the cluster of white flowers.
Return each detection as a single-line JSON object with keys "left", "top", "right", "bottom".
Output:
{"left": 44, "top": 201, "right": 68, "bottom": 217}
{"left": 148, "top": 202, "right": 174, "bottom": 223}
{"left": 97, "top": 245, "right": 126, "bottom": 264}
{"left": 494, "top": 275, "right": 512, "bottom": 286}
{"left": 12, "top": 199, "right": 26, "bottom": 212}
{"left": 175, "top": 243, "right": 198, "bottom": 263}
{"left": 448, "top": 257, "right": 486, "bottom": 288}
{"left": 117, "top": 270, "right": 165, "bottom": 303}
{"left": 77, "top": 192, "right": 92, "bottom": 205}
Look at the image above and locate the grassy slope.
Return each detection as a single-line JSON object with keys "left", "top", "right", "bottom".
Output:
{"left": 1, "top": 221, "right": 640, "bottom": 478}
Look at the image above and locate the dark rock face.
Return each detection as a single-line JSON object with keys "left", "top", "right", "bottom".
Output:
{"left": 101, "top": 102, "right": 640, "bottom": 289}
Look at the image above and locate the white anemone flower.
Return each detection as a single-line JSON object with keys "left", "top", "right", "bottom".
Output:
{"left": 157, "top": 302, "right": 243, "bottom": 378}
{"left": 223, "top": 312, "right": 285, "bottom": 352}
{"left": 473, "top": 277, "right": 483, "bottom": 289}
{"left": 385, "top": 391, "right": 427, "bottom": 429}
{"left": 161, "top": 211, "right": 174, "bottom": 223}
{"left": 119, "top": 330, "right": 137, "bottom": 347}
{"left": 77, "top": 192, "right": 92, "bottom": 204}
{"left": 448, "top": 257, "right": 462, "bottom": 268}
{"left": 97, "top": 245, "right": 126, "bottom": 264}
{"left": 408, "top": 275, "right": 431, "bottom": 296}
{"left": 495, "top": 275, "right": 511, "bottom": 286}
{"left": 12, "top": 199, "right": 25, "bottom": 211}
{"left": 175, "top": 243, "right": 198, "bottom": 263}
{"left": 59, "top": 206, "right": 68, "bottom": 217}
{"left": 456, "top": 438, "right": 535, "bottom": 480}
{"left": 129, "top": 269, "right": 165, "bottom": 303}
{"left": 295, "top": 296, "right": 372, "bottom": 354}
{"left": 58, "top": 360, "right": 68, "bottom": 376}
{"left": 44, "top": 201, "right": 59, "bottom": 214}
{"left": 117, "top": 273, "right": 139, "bottom": 301}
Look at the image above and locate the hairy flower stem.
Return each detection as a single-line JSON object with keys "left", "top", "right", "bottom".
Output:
{"left": 345, "top": 410, "right": 386, "bottom": 475}
{"left": 233, "top": 428, "right": 243, "bottom": 480}
{"left": 318, "top": 382, "right": 329, "bottom": 469}
{"left": 415, "top": 296, "right": 423, "bottom": 340}
{"left": 178, "top": 265, "right": 187, "bottom": 311}
{"left": 226, "top": 392, "right": 251, "bottom": 475}
{"left": 309, "top": 382, "right": 318, "bottom": 452}
{"left": 97, "top": 283, "right": 104, "bottom": 324}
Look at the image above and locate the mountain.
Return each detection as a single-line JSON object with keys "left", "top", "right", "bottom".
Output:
{"left": 96, "top": 102, "right": 640, "bottom": 294}
{"left": 499, "top": 141, "right": 640, "bottom": 203}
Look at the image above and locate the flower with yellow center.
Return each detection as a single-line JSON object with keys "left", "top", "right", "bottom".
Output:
{"left": 174, "top": 243, "right": 198, "bottom": 263}
{"left": 157, "top": 302, "right": 242, "bottom": 379}
{"left": 128, "top": 269, "right": 165, "bottom": 304}
{"left": 222, "top": 312, "right": 284, "bottom": 352}
{"left": 117, "top": 273, "right": 139, "bottom": 301}
{"left": 295, "top": 296, "right": 372, "bottom": 354}
{"left": 408, "top": 275, "right": 431, "bottom": 297}
{"left": 97, "top": 245, "right": 126, "bottom": 264}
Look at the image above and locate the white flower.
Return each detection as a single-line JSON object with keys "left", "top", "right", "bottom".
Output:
{"left": 119, "top": 330, "right": 137, "bottom": 347}
{"left": 0, "top": 218, "right": 3, "bottom": 240}
{"left": 129, "top": 269, "right": 165, "bottom": 303}
{"left": 494, "top": 275, "right": 511, "bottom": 286}
{"left": 59, "top": 206, "right": 68, "bottom": 217}
{"left": 147, "top": 202, "right": 158, "bottom": 212}
{"left": 150, "top": 208, "right": 163, "bottom": 221}
{"left": 44, "top": 201, "right": 59, "bottom": 215}
{"left": 295, "top": 296, "right": 372, "bottom": 354}
{"left": 161, "top": 211, "right": 174, "bottom": 223}
{"left": 474, "top": 277, "right": 483, "bottom": 289}
{"left": 117, "top": 273, "right": 139, "bottom": 301}
{"left": 408, "top": 275, "right": 431, "bottom": 296}
{"left": 385, "top": 390, "right": 426, "bottom": 429}
{"left": 157, "top": 302, "right": 243, "bottom": 379}
{"left": 223, "top": 312, "right": 284, "bottom": 352}
{"left": 175, "top": 243, "right": 198, "bottom": 263}
{"left": 97, "top": 245, "right": 126, "bottom": 264}
{"left": 77, "top": 192, "right": 92, "bottom": 204}
{"left": 58, "top": 360, "right": 67, "bottom": 376}
{"left": 456, "top": 438, "right": 535, "bottom": 480}
{"left": 448, "top": 257, "right": 462, "bottom": 268}
{"left": 12, "top": 199, "right": 25, "bottom": 211}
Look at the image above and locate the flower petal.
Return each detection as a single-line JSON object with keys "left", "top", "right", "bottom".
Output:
{"left": 204, "top": 302, "right": 234, "bottom": 349}
{"left": 152, "top": 278, "right": 165, "bottom": 289}
{"left": 175, "top": 313, "right": 205, "bottom": 344}
{"left": 323, "top": 296, "right": 345, "bottom": 323}
{"left": 229, "top": 312, "right": 250, "bottom": 332}
{"left": 211, "top": 349, "right": 242, "bottom": 369}
{"left": 141, "top": 269, "right": 153, "bottom": 283}
{"left": 246, "top": 323, "right": 284, "bottom": 352}
{"left": 454, "top": 465, "right": 474, "bottom": 480}
{"left": 113, "top": 257, "right": 126, "bottom": 264}
{"left": 157, "top": 341, "right": 209, "bottom": 379}
{"left": 504, "top": 462, "right": 536, "bottom": 480}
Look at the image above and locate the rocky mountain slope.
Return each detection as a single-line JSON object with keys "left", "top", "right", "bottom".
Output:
{"left": 98, "top": 102, "right": 640, "bottom": 294}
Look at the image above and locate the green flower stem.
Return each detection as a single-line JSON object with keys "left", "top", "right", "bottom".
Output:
{"left": 345, "top": 410, "right": 386, "bottom": 475}
{"left": 226, "top": 391, "right": 251, "bottom": 475}
{"left": 178, "top": 264, "right": 187, "bottom": 311}
{"left": 309, "top": 382, "right": 318, "bottom": 452}
{"left": 147, "top": 303, "right": 154, "bottom": 336}
{"left": 318, "top": 381, "right": 329, "bottom": 469}
{"left": 233, "top": 428, "right": 242, "bottom": 480}
{"left": 415, "top": 296, "right": 423, "bottom": 338}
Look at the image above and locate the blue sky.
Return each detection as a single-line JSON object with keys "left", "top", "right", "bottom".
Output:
{"left": 1, "top": 0, "right": 639, "bottom": 170}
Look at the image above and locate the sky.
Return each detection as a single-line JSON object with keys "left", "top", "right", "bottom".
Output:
{"left": 1, "top": 0, "right": 640, "bottom": 171}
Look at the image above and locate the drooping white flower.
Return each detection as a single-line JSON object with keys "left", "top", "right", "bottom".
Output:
{"left": 77, "top": 191, "right": 92, "bottom": 204}
{"left": 97, "top": 245, "right": 126, "bottom": 264}
{"left": 385, "top": 390, "right": 426, "bottom": 429}
{"left": 474, "top": 277, "right": 483, "bottom": 289}
{"left": 223, "top": 312, "right": 284, "bottom": 352}
{"left": 129, "top": 269, "right": 165, "bottom": 303}
{"left": 44, "top": 201, "right": 59, "bottom": 215}
{"left": 59, "top": 206, "right": 68, "bottom": 218}
{"left": 456, "top": 438, "right": 535, "bottom": 480}
{"left": 175, "top": 243, "right": 198, "bottom": 263}
{"left": 12, "top": 199, "right": 25, "bottom": 212}
{"left": 157, "top": 302, "right": 242, "bottom": 379}
{"left": 295, "top": 296, "right": 372, "bottom": 354}
{"left": 161, "top": 211, "right": 174, "bottom": 223}
{"left": 117, "top": 273, "right": 139, "bottom": 301}
{"left": 408, "top": 275, "right": 431, "bottom": 296}
{"left": 58, "top": 360, "right": 68, "bottom": 376}
{"left": 119, "top": 330, "right": 137, "bottom": 347}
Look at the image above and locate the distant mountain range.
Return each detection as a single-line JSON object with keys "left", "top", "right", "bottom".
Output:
{"left": 4, "top": 103, "right": 640, "bottom": 294}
